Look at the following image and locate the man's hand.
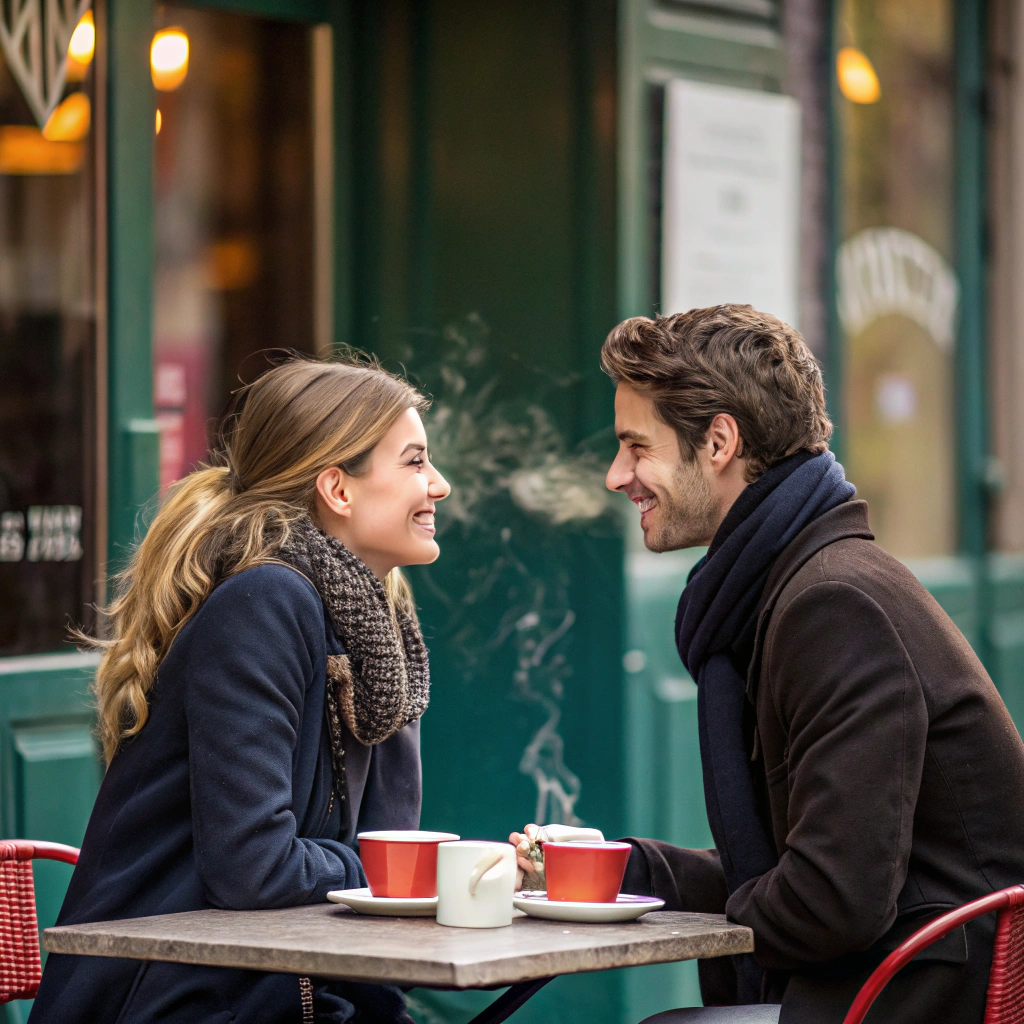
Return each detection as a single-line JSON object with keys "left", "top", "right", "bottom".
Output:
{"left": 509, "top": 823, "right": 541, "bottom": 889}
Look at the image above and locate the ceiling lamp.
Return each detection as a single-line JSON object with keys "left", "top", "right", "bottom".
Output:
{"left": 67, "top": 10, "right": 95, "bottom": 82}
{"left": 837, "top": 46, "right": 881, "bottom": 104}
{"left": 151, "top": 28, "right": 189, "bottom": 91}
{"left": 43, "top": 93, "right": 91, "bottom": 142}
{"left": 68, "top": 10, "right": 95, "bottom": 63}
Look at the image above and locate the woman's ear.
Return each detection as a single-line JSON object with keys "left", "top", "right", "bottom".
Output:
{"left": 315, "top": 466, "right": 353, "bottom": 519}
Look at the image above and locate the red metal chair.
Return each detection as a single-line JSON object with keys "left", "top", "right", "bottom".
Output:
{"left": 843, "top": 884, "right": 1024, "bottom": 1024}
{"left": 0, "top": 840, "right": 80, "bottom": 1004}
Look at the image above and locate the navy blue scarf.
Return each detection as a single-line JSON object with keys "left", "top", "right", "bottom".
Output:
{"left": 675, "top": 451, "right": 855, "bottom": 1000}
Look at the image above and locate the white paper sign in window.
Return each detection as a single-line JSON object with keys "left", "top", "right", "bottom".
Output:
{"left": 661, "top": 78, "right": 801, "bottom": 328}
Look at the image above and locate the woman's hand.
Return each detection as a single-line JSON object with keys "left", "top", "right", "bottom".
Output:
{"left": 509, "top": 823, "right": 541, "bottom": 889}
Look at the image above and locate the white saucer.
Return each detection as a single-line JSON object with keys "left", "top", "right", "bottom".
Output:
{"left": 327, "top": 887, "right": 437, "bottom": 917}
{"left": 513, "top": 891, "right": 665, "bottom": 923}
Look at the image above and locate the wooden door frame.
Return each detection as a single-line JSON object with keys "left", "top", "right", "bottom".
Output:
{"left": 106, "top": 0, "right": 348, "bottom": 574}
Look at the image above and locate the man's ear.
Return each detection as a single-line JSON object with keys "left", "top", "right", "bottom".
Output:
{"left": 315, "top": 466, "right": 353, "bottom": 518}
{"left": 706, "top": 413, "right": 742, "bottom": 471}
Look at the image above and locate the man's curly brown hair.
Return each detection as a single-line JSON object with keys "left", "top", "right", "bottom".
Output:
{"left": 601, "top": 304, "right": 832, "bottom": 481}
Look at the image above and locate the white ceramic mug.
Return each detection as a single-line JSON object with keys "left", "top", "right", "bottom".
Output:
{"left": 436, "top": 841, "right": 516, "bottom": 928}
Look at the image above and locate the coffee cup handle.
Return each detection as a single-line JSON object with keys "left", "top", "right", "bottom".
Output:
{"left": 468, "top": 850, "right": 507, "bottom": 896}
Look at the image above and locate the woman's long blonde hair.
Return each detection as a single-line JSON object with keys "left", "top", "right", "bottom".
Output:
{"left": 89, "top": 355, "right": 428, "bottom": 764}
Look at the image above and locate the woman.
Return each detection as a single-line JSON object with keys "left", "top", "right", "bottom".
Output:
{"left": 30, "top": 356, "right": 450, "bottom": 1024}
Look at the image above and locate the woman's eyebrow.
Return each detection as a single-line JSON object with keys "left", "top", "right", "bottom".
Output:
{"left": 400, "top": 443, "right": 426, "bottom": 456}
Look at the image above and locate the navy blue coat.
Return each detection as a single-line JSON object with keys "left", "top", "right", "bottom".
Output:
{"left": 29, "top": 564, "right": 422, "bottom": 1024}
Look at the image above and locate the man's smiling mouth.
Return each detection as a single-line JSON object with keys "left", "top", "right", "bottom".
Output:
{"left": 631, "top": 495, "right": 657, "bottom": 514}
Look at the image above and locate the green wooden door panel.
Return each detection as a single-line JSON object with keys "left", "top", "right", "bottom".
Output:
{"left": 343, "top": 2, "right": 623, "bottom": 1020}
{"left": 624, "top": 547, "right": 709, "bottom": 1016}
{"left": 12, "top": 722, "right": 101, "bottom": 952}
{"left": 0, "top": 654, "right": 100, "bottom": 1023}
{"left": 625, "top": 548, "right": 710, "bottom": 849}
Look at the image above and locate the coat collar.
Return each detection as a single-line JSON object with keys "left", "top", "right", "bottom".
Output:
{"left": 746, "top": 500, "right": 875, "bottom": 701}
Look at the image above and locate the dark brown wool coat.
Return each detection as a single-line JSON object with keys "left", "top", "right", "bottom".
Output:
{"left": 624, "top": 501, "right": 1024, "bottom": 1023}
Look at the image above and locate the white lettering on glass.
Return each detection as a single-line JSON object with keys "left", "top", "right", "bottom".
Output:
{"left": 0, "top": 511, "right": 25, "bottom": 561}
{"left": 26, "top": 505, "right": 83, "bottom": 562}
{"left": 836, "top": 227, "right": 959, "bottom": 352}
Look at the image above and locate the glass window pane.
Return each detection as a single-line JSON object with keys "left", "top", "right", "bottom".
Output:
{"left": 835, "top": 0, "right": 956, "bottom": 557}
{"left": 153, "top": 6, "right": 318, "bottom": 491}
{"left": 0, "top": 22, "right": 98, "bottom": 654}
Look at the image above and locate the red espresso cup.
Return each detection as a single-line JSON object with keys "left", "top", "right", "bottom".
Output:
{"left": 543, "top": 841, "right": 632, "bottom": 903}
{"left": 357, "top": 830, "right": 460, "bottom": 898}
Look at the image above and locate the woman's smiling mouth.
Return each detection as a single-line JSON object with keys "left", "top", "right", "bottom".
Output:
{"left": 412, "top": 509, "right": 436, "bottom": 534}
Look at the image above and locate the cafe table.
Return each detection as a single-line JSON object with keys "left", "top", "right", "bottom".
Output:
{"left": 43, "top": 903, "right": 753, "bottom": 1024}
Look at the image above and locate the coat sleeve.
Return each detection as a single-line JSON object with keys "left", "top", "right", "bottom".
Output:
{"left": 620, "top": 839, "right": 729, "bottom": 913}
{"left": 726, "top": 580, "right": 928, "bottom": 968}
{"left": 184, "top": 567, "right": 362, "bottom": 910}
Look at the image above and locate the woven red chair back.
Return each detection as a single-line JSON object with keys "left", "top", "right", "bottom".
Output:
{"left": 0, "top": 840, "right": 80, "bottom": 1005}
{"left": 0, "top": 844, "right": 40, "bottom": 1003}
{"left": 985, "top": 900, "right": 1024, "bottom": 1024}
{"left": 843, "top": 885, "right": 1024, "bottom": 1024}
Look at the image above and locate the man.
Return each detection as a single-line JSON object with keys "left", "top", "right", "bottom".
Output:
{"left": 515, "top": 305, "right": 1024, "bottom": 1023}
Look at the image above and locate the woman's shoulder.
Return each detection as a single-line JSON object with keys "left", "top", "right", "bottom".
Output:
{"left": 180, "top": 563, "right": 327, "bottom": 650}
{"left": 211, "top": 562, "right": 322, "bottom": 607}
{"left": 149, "top": 564, "right": 329, "bottom": 705}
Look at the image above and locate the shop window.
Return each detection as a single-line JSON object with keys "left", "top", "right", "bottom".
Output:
{"left": 0, "top": 11, "right": 99, "bottom": 655}
{"left": 988, "top": 0, "right": 1024, "bottom": 553}
{"left": 153, "top": 6, "right": 326, "bottom": 492}
{"left": 834, "top": 0, "right": 957, "bottom": 557}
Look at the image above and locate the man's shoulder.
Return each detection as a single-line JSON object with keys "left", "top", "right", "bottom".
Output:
{"left": 787, "top": 534, "right": 925, "bottom": 603}
{"left": 768, "top": 534, "right": 976, "bottom": 677}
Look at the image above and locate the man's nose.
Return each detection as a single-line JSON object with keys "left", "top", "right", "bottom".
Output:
{"left": 605, "top": 450, "right": 634, "bottom": 493}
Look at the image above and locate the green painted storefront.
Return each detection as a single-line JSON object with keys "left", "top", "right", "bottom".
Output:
{"left": 3, "top": 1, "right": 1023, "bottom": 1023}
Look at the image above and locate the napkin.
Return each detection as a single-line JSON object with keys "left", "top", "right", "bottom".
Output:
{"left": 520, "top": 824, "right": 606, "bottom": 890}
{"left": 535, "top": 824, "right": 605, "bottom": 843}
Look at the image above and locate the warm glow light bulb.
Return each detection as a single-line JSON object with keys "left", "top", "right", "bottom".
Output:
{"left": 151, "top": 28, "right": 189, "bottom": 91}
{"left": 837, "top": 46, "right": 881, "bottom": 104}
{"left": 43, "top": 92, "right": 91, "bottom": 142}
{"left": 68, "top": 11, "right": 95, "bottom": 64}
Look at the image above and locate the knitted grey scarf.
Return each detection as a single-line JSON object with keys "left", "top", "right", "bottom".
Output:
{"left": 276, "top": 517, "right": 430, "bottom": 809}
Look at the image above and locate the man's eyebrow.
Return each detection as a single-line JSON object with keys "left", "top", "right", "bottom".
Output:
{"left": 616, "top": 430, "right": 650, "bottom": 443}
{"left": 400, "top": 443, "right": 426, "bottom": 455}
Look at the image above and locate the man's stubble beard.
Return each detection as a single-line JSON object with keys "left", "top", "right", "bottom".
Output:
{"left": 644, "top": 455, "right": 721, "bottom": 553}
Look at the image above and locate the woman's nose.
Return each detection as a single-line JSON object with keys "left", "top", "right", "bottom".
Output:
{"left": 428, "top": 466, "right": 451, "bottom": 500}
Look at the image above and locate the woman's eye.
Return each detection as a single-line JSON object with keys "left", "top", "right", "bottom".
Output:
{"left": 410, "top": 456, "right": 424, "bottom": 466}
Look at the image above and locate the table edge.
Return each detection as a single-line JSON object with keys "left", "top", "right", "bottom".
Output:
{"left": 43, "top": 920, "right": 754, "bottom": 989}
